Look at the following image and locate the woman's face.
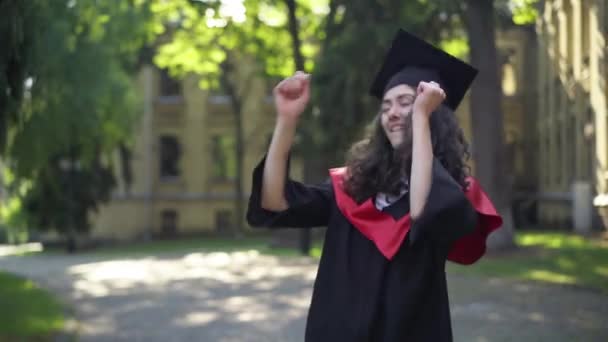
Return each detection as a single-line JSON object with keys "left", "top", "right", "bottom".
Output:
{"left": 380, "top": 84, "right": 416, "bottom": 148}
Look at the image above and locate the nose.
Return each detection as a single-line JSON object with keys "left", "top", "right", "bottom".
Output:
{"left": 387, "top": 105, "right": 401, "bottom": 121}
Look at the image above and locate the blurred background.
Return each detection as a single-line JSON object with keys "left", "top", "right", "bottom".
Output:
{"left": 0, "top": 0, "right": 607, "bottom": 341}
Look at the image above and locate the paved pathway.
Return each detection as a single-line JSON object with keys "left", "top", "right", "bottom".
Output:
{"left": 1, "top": 247, "right": 607, "bottom": 341}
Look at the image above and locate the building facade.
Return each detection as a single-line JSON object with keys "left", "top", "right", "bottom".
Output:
{"left": 536, "top": 0, "right": 607, "bottom": 228}
{"left": 88, "top": 61, "right": 304, "bottom": 240}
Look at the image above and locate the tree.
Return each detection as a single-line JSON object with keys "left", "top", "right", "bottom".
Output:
{"left": 153, "top": 0, "right": 325, "bottom": 236}
{"left": 462, "top": 0, "right": 515, "bottom": 249}
{"left": 0, "top": 0, "right": 31, "bottom": 151}
{"left": 21, "top": 148, "right": 115, "bottom": 251}
{"left": 0, "top": 0, "right": 156, "bottom": 249}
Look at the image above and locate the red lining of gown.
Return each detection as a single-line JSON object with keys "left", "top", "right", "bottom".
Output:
{"left": 329, "top": 167, "right": 502, "bottom": 263}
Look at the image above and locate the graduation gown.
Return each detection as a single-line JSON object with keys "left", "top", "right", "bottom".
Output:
{"left": 247, "top": 156, "right": 502, "bottom": 342}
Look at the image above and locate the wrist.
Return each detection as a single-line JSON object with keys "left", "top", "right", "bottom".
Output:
{"left": 272, "top": 117, "right": 297, "bottom": 152}
{"left": 412, "top": 110, "right": 431, "bottom": 124}
{"left": 276, "top": 116, "right": 299, "bottom": 130}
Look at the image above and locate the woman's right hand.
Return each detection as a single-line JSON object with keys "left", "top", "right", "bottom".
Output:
{"left": 274, "top": 71, "right": 311, "bottom": 124}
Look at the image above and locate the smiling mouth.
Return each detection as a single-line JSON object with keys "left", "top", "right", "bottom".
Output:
{"left": 389, "top": 125, "right": 404, "bottom": 132}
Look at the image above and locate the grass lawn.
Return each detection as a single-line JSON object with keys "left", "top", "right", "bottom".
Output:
{"left": 0, "top": 272, "right": 64, "bottom": 341}
{"left": 447, "top": 231, "right": 608, "bottom": 293}
{"left": 36, "top": 235, "right": 323, "bottom": 259}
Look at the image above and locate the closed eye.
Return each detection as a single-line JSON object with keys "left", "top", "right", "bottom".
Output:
{"left": 397, "top": 94, "right": 415, "bottom": 105}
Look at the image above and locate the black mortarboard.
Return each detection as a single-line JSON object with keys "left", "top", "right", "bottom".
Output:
{"left": 370, "top": 29, "right": 478, "bottom": 111}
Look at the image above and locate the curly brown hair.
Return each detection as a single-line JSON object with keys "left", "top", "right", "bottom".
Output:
{"left": 343, "top": 104, "right": 471, "bottom": 203}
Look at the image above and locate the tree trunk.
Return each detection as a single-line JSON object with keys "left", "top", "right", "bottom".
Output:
{"left": 118, "top": 143, "right": 133, "bottom": 194}
{"left": 463, "top": 0, "right": 515, "bottom": 250}
{"left": 220, "top": 60, "right": 245, "bottom": 237}
{"left": 283, "top": 0, "right": 312, "bottom": 255}
{"left": 285, "top": 0, "right": 305, "bottom": 72}
{"left": 233, "top": 94, "right": 245, "bottom": 237}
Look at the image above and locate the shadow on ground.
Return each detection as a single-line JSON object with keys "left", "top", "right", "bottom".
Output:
{"left": 1, "top": 249, "right": 607, "bottom": 342}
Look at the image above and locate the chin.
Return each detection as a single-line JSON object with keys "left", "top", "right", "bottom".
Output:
{"left": 390, "top": 139, "right": 403, "bottom": 148}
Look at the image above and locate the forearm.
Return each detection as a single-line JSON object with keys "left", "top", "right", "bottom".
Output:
{"left": 261, "top": 118, "right": 297, "bottom": 211}
{"left": 409, "top": 113, "right": 433, "bottom": 219}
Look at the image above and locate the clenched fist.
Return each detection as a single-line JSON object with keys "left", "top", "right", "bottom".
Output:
{"left": 413, "top": 81, "right": 446, "bottom": 119}
{"left": 274, "top": 71, "right": 311, "bottom": 124}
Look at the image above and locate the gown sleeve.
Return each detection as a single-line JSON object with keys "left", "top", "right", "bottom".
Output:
{"left": 408, "top": 158, "right": 479, "bottom": 247}
{"left": 246, "top": 154, "right": 333, "bottom": 228}
{"left": 447, "top": 177, "right": 503, "bottom": 264}
{"left": 408, "top": 159, "right": 503, "bottom": 264}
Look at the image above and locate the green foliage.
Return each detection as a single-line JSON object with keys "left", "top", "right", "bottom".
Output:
{"left": 0, "top": 168, "right": 31, "bottom": 244}
{"left": 0, "top": 0, "right": 156, "bottom": 236}
{"left": 0, "top": 272, "right": 64, "bottom": 338}
{"left": 440, "top": 37, "right": 469, "bottom": 60}
{"left": 4, "top": 1, "right": 152, "bottom": 177}
{"left": 152, "top": 0, "right": 326, "bottom": 88}
{"left": 0, "top": 0, "right": 34, "bottom": 151}
{"left": 21, "top": 154, "right": 115, "bottom": 234}
{"left": 509, "top": 0, "right": 539, "bottom": 25}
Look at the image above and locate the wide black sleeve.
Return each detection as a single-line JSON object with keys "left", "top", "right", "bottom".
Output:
{"left": 246, "top": 155, "right": 333, "bottom": 228}
{"left": 409, "top": 158, "right": 478, "bottom": 247}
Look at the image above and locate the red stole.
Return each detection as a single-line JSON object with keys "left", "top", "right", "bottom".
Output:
{"left": 329, "top": 167, "right": 502, "bottom": 263}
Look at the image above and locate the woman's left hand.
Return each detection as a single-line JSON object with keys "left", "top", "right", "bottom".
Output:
{"left": 413, "top": 81, "right": 446, "bottom": 119}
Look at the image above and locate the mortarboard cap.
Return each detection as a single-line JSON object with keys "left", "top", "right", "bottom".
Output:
{"left": 370, "top": 29, "right": 478, "bottom": 111}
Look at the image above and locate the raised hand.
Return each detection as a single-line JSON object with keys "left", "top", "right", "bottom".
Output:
{"left": 413, "top": 81, "right": 446, "bottom": 119}
{"left": 273, "top": 71, "right": 311, "bottom": 124}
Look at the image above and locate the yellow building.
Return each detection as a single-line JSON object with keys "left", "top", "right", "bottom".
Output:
{"left": 89, "top": 61, "right": 304, "bottom": 240}
{"left": 497, "top": 26, "right": 540, "bottom": 227}
{"left": 536, "top": 0, "right": 607, "bottom": 229}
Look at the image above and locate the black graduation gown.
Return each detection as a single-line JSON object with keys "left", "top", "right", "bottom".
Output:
{"left": 246, "top": 156, "right": 500, "bottom": 342}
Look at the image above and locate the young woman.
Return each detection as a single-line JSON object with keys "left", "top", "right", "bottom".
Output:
{"left": 247, "top": 29, "right": 502, "bottom": 342}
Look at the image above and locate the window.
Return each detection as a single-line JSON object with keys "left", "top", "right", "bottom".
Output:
{"left": 159, "top": 69, "right": 181, "bottom": 97}
{"left": 542, "top": 135, "right": 550, "bottom": 188}
{"left": 585, "top": 107, "right": 596, "bottom": 183}
{"left": 160, "top": 135, "right": 181, "bottom": 179}
{"left": 500, "top": 48, "right": 518, "bottom": 96}
{"left": 161, "top": 210, "right": 178, "bottom": 237}
{"left": 502, "top": 62, "right": 518, "bottom": 96}
{"left": 567, "top": 111, "right": 576, "bottom": 184}
{"left": 211, "top": 135, "right": 236, "bottom": 180}
{"left": 556, "top": 120, "right": 563, "bottom": 187}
